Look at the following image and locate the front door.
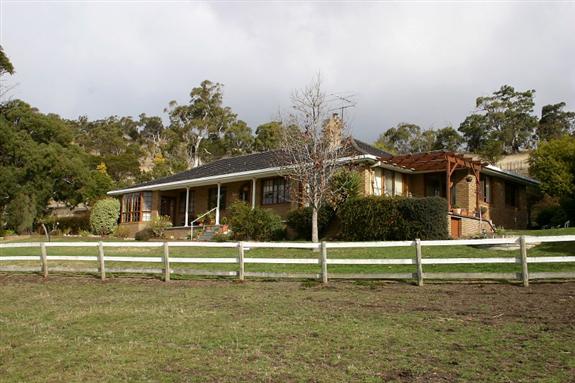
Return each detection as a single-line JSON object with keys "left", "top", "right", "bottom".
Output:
{"left": 160, "top": 196, "right": 176, "bottom": 225}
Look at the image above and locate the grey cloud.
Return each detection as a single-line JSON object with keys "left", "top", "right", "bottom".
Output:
{"left": 2, "top": 1, "right": 574, "bottom": 142}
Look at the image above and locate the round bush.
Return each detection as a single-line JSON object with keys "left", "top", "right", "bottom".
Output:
{"left": 229, "top": 201, "right": 285, "bottom": 241}
{"left": 90, "top": 198, "right": 120, "bottom": 235}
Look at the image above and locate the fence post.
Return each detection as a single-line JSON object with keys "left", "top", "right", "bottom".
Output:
{"left": 520, "top": 235, "right": 529, "bottom": 287}
{"left": 40, "top": 242, "right": 48, "bottom": 278}
{"left": 238, "top": 241, "right": 245, "bottom": 281}
{"left": 320, "top": 242, "right": 328, "bottom": 284}
{"left": 97, "top": 241, "right": 106, "bottom": 281}
{"left": 415, "top": 238, "right": 423, "bottom": 286}
{"left": 163, "top": 242, "right": 170, "bottom": 282}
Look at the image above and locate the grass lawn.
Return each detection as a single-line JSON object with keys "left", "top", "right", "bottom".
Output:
{"left": 1, "top": 228, "right": 574, "bottom": 279}
{"left": 0, "top": 276, "right": 574, "bottom": 382}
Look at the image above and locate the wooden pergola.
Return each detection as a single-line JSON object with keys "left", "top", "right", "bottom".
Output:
{"left": 390, "top": 151, "right": 484, "bottom": 211}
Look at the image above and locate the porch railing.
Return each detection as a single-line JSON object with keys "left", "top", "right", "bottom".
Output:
{"left": 190, "top": 207, "right": 217, "bottom": 240}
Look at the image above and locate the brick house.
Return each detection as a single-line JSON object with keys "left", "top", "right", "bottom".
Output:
{"left": 108, "top": 139, "right": 538, "bottom": 239}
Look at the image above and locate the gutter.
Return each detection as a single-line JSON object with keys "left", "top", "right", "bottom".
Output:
{"left": 481, "top": 165, "right": 539, "bottom": 186}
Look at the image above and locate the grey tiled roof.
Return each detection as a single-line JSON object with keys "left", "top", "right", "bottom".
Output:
{"left": 116, "top": 138, "right": 390, "bottom": 191}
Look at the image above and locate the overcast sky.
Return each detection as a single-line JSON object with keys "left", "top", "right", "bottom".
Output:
{"left": 2, "top": 1, "right": 574, "bottom": 142}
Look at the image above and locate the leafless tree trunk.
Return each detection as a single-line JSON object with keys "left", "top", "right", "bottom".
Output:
{"left": 279, "top": 75, "right": 351, "bottom": 243}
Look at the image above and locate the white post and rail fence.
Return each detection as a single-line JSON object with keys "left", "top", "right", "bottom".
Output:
{"left": 1, "top": 235, "right": 574, "bottom": 286}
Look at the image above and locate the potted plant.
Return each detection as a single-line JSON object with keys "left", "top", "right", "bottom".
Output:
{"left": 452, "top": 205, "right": 462, "bottom": 215}
{"left": 220, "top": 216, "right": 229, "bottom": 233}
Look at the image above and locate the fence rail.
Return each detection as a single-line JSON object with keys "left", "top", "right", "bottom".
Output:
{"left": 1, "top": 235, "right": 574, "bottom": 286}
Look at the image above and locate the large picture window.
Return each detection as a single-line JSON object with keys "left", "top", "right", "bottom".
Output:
{"left": 121, "top": 192, "right": 152, "bottom": 223}
{"left": 262, "top": 178, "right": 290, "bottom": 205}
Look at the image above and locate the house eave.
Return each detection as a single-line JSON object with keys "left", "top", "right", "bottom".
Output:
{"left": 481, "top": 165, "right": 539, "bottom": 186}
{"left": 107, "top": 154, "right": 379, "bottom": 196}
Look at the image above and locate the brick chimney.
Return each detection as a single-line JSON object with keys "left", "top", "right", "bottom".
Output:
{"left": 323, "top": 113, "right": 343, "bottom": 151}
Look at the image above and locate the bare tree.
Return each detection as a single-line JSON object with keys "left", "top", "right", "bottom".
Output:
{"left": 279, "top": 75, "right": 351, "bottom": 243}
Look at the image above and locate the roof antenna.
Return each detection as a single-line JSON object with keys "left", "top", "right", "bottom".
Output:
{"left": 328, "top": 93, "right": 357, "bottom": 121}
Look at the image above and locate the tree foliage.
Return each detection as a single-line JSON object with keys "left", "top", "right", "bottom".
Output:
{"left": 537, "top": 102, "right": 575, "bottom": 141}
{"left": 5, "top": 193, "right": 36, "bottom": 234}
{"left": 375, "top": 123, "right": 463, "bottom": 154}
{"left": 0, "top": 100, "right": 105, "bottom": 219}
{"left": 458, "top": 85, "right": 537, "bottom": 161}
{"left": 529, "top": 136, "right": 575, "bottom": 198}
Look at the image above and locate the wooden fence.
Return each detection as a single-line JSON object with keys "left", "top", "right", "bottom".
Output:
{"left": 1, "top": 235, "right": 574, "bottom": 286}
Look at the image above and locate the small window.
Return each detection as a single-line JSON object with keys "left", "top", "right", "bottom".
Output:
{"left": 239, "top": 183, "right": 251, "bottom": 202}
{"left": 384, "top": 170, "right": 394, "bottom": 196}
{"left": 505, "top": 182, "right": 517, "bottom": 207}
{"left": 142, "top": 192, "right": 152, "bottom": 222}
{"left": 208, "top": 187, "right": 227, "bottom": 210}
{"left": 262, "top": 178, "right": 290, "bottom": 205}
{"left": 373, "top": 169, "right": 383, "bottom": 196}
{"left": 480, "top": 175, "right": 491, "bottom": 203}
{"left": 394, "top": 173, "right": 403, "bottom": 196}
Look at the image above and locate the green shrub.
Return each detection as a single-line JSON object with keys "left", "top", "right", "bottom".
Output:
{"left": 212, "top": 232, "right": 231, "bottom": 242}
{"left": 537, "top": 204, "right": 570, "bottom": 228}
{"left": 135, "top": 228, "right": 154, "bottom": 241}
{"left": 327, "top": 168, "right": 362, "bottom": 208}
{"left": 286, "top": 206, "right": 334, "bottom": 240}
{"left": 44, "top": 215, "right": 91, "bottom": 235}
{"left": 6, "top": 193, "right": 37, "bottom": 234}
{"left": 150, "top": 215, "right": 173, "bottom": 239}
{"left": 337, "top": 196, "right": 448, "bottom": 241}
{"left": 229, "top": 201, "right": 285, "bottom": 241}
{"left": 89, "top": 198, "right": 120, "bottom": 235}
{"left": 114, "top": 225, "right": 131, "bottom": 239}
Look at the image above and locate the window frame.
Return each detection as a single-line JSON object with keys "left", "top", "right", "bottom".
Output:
{"left": 480, "top": 175, "right": 491, "bottom": 203}
{"left": 121, "top": 191, "right": 152, "bottom": 223}
{"left": 261, "top": 177, "right": 290, "bottom": 205}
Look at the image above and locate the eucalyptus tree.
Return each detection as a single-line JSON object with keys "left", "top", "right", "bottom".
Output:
{"left": 166, "top": 80, "right": 237, "bottom": 168}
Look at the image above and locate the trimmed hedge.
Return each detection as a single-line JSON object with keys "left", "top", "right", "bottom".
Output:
{"left": 338, "top": 196, "right": 448, "bottom": 241}
{"left": 286, "top": 206, "right": 334, "bottom": 240}
{"left": 228, "top": 201, "right": 285, "bottom": 241}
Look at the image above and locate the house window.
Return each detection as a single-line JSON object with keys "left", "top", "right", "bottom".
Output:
{"left": 239, "top": 183, "right": 251, "bottom": 202}
{"left": 505, "top": 182, "right": 517, "bottom": 207}
{"left": 373, "top": 169, "right": 383, "bottom": 196}
{"left": 208, "top": 187, "right": 227, "bottom": 210}
{"left": 480, "top": 175, "right": 491, "bottom": 203}
{"left": 121, "top": 192, "right": 152, "bottom": 223}
{"left": 394, "top": 173, "right": 403, "bottom": 196}
{"left": 384, "top": 170, "right": 394, "bottom": 196}
{"left": 450, "top": 184, "right": 456, "bottom": 207}
{"left": 425, "top": 174, "right": 444, "bottom": 197}
{"left": 262, "top": 178, "right": 290, "bottom": 205}
{"left": 178, "top": 190, "right": 195, "bottom": 216}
